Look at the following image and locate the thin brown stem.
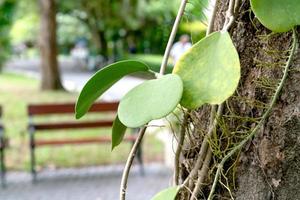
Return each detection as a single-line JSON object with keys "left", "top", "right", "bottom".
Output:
{"left": 190, "top": 149, "right": 213, "bottom": 199}
{"left": 181, "top": 104, "right": 223, "bottom": 189}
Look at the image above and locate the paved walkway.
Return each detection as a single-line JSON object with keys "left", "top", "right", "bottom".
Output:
{"left": 0, "top": 164, "right": 172, "bottom": 200}
{"left": 4, "top": 58, "right": 145, "bottom": 101}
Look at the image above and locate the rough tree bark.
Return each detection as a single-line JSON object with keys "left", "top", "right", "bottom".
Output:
{"left": 39, "top": 0, "right": 62, "bottom": 90}
{"left": 180, "top": 0, "right": 300, "bottom": 199}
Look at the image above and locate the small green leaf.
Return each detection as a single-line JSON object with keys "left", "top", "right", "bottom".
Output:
{"left": 75, "top": 60, "right": 150, "bottom": 119}
{"left": 251, "top": 0, "right": 300, "bottom": 32}
{"left": 111, "top": 115, "right": 127, "bottom": 151}
{"left": 151, "top": 186, "right": 179, "bottom": 200}
{"left": 118, "top": 74, "right": 183, "bottom": 128}
{"left": 173, "top": 31, "right": 240, "bottom": 109}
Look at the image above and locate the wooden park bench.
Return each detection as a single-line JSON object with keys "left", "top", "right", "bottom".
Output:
{"left": 27, "top": 102, "right": 143, "bottom": 182}
{"left": 0, "top": 106, "right": 6, "bottom": 188}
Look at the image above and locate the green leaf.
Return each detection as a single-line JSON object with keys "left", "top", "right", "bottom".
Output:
{"left": 118, "top": 74, "right": 183, "bottom": 128}
{"left": 250, "top": 0, "right": 300, "bottom": 32}
{"left": 75, "top": 60, "right": 150, "bottom": 119}
{"left": 173, "top": 31, "right": 240, "bottom": 109}
{"left": 111, "top": 115, "right": 127, "bottom": 151}
{"left": 151, "top": 186, "right": 179, "bottom": 200}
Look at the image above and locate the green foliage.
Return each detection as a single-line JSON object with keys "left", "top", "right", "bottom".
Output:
{"left": 173, "top": 31, "right": 240, "bottom": 109}
{"left": 151, "top": 186, "right": 179, "bottom": 200}
{"left": 58, "top": 0, "right": 142, "bottom": 37}
{"left": 118, "top": 74, "right": 183, "bottom": 128}
{"left": 56, "top": 14, "right": 91, "bottom": 53}
{"left": 250, "top": 0, "right": 300, "bottom": 32}
{"left": 180, "top": 21, "right": 206, "bottom": 44}
{"left": 58, "top": 0, "right": 182, "bottom": 55}
{"left": 141, "top": 0, "right": 180, "bottom": 22}
{"left": 111, "top": 115, "right": 127, "bottom": 150}
{"left": 10, "top": 11, "right": 39, "bottom": 44}
{"left": 9, "top": 0, "right": 38, "bottom": 44}
{"left": 0, "top": 0, "right": 15, "bottom": 69}
{"left": 75, "top": 60, "right": 150, "bottom": 119}
{"left": 185, "top": 0, "right": 209, "bottom": 23}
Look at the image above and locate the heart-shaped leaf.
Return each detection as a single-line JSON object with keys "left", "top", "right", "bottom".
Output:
{"left": 118, "top": 74, "right": 183, "bottom": 128}
{"left": 251, "top": 0, "right": 300, "bottom": 32}
{"left": 75, "top": 60, "right": 150, "bottom": 119}
{"left": 111, "top": 115, "right": 127, "bottom": 151}
{"left": 151, "top": 186, "right": 179, "bottom": 200}
{"left": 173, "top": 31, "right": 240, "bottom": 109}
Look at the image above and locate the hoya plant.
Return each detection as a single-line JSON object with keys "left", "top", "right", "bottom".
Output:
{"left": 76, "top": 0, "right": 299, "bottom": 199}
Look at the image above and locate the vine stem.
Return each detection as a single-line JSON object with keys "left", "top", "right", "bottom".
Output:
{"left": 180, "top": 105, "right": 223, "bottom": 188}
{"left": 222, "top": 0, "right": 236, "bottom": 31}
{"left": 120, "top": 127, "right": 147, "bottom": 200}
{"left": 119, "top": 1, "right": 188, "bottom": 199}
{"left": 174, "top": 112, "right": 189, "bottom": 185}
{"left": 190, "top": 148, "right": 213, "bottom": 199}
{"left": 207, "top": 28, "right": 298, "bottom": 200}
{"left": 160, "top": 0, "right": 188, "bottom": 75}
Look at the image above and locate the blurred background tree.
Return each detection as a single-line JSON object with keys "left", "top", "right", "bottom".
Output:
{"left": 39, "top": 0, "right": 62, "bottom": 90}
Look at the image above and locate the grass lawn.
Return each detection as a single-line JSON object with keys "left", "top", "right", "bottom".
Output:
{"left": 0, "top": 73, "right": 164, "bottom": 171}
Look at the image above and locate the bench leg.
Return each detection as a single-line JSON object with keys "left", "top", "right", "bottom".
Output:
{"left": 30, "top": 145, "right": 37, "bottom": 183}
{"left": 29, "top": 127, "right": 37, "bottom": 183}
{"left": 136, "top": 143, "right": 144, "bottom": 176}
{"left": 131, "top": 128, "right": 145, "bottom": 176}
{"left": 0, "top": 145, "right": 6, "bottom": 188}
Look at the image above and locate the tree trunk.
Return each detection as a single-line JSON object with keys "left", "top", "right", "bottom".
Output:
{"left": 39, "top": 0, "right": 62, "bottom": 90}
{"left": 180, "top": 0, "right": 300, "bottom": 199}
{"left": 98, "top": 30, "right": 108, "bottom": 59}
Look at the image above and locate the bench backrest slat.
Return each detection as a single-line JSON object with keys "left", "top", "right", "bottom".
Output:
{"left": 28, "top": 102, "right": 119, "bottom": 115}
{"left": 33, "top": 121, "right": 114, "bottom": 130}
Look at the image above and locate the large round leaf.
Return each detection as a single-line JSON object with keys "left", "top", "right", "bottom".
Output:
{"left": 151, "top": 186, "right": 179, "bottom": 200}
{"left": 75, "top": 60, "right": 150, "bottom": 119}
{"left": 173, "top": 31, "right": 240, "bottom": 109}
{"left": 118, "top": 74, "right": 183, "bottom": 128}
{"left": 251, "top": 0, "right": 300, "bottom": 32}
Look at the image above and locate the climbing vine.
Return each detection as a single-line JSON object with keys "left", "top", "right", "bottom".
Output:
{"left": 75, "top": 0, "right": 299, "bottom": 199}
